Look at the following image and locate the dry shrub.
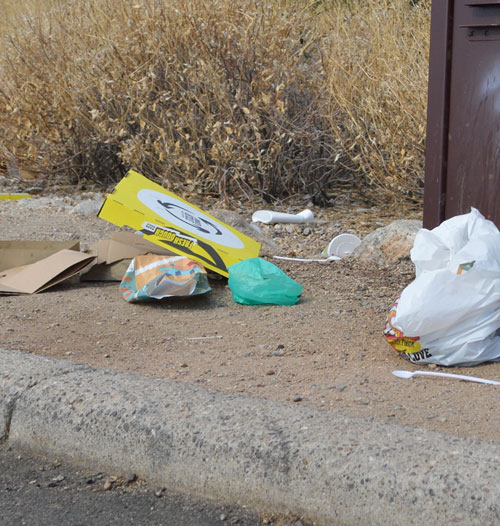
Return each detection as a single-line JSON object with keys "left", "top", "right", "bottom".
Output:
{"left": 321, "top": 0, "right": 430, "bottom": 204}
{"left": 0, "top": 0, "right": 51, "bottom": 36}
{"left": 0, "top": 0, "right": 430, "bottom": 206}
{"left": 0, "top": 0, "right": 346, "bottom": 203}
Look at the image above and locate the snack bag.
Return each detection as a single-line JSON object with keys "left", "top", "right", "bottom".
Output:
{"left": 120, "top": 255, "right": 211, "bottom": 302}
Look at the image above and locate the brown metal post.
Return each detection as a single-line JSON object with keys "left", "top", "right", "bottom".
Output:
{"left": 423, "top": 0, "right": 454, "bottom": 229}
{"left": 444, "top": 1, "right": 500, "bottom": 226}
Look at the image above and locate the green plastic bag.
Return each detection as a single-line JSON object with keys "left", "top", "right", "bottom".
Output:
{"left": 228, "top": 257, "right": 302, "bottom": 305}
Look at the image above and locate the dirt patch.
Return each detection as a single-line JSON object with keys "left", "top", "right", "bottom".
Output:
{"left": 2, "top": 189, "right": 500, "bottom": 445}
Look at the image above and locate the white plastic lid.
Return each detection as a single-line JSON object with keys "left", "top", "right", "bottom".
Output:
{"left": 327, "top": 234, "right": 361, "bottom": 258}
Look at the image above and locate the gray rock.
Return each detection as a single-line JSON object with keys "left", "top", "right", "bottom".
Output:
{"left": 71, "top": 199, "right": 103, "bottom": 216}
{"left": 16, "top": 197, "right": 70, "bottom": 209}
{"left": 209, "top": 209, "right": 281, "bottom": 256}
{"left": 352, "top": 219, "right": 422, "bottom": 264}
{"left": 6, "top": 162, "right": 20, "bottom": 178}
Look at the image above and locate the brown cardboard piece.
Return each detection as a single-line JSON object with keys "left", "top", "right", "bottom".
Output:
{"left": 0, "top": 249, "right": 95, "bottom": 294}
{"left": 81, "top": 231, "right": 175, "bottom": 281}
{"left": 0, "top": 240, "right": 80, "bottom": 272}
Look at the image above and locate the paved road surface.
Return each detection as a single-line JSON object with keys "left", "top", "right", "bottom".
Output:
{"left": 0, "top": 442, "right": 271, "bottom": 526}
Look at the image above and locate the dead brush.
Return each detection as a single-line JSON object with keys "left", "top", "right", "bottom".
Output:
{"left": 0, "top": 0, "right": 346, "bottom": 203}
{"left": 321, "top": 0, "right": 430, "bottom": 205}
{"left": 0, "top": 0, "right": 430, "bottom": 206}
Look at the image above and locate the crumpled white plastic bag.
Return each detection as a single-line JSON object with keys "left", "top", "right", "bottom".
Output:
{"left": 385, "top": 208, "right": 500, "bottom": 366}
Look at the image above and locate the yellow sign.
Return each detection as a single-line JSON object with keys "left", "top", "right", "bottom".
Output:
{"left": 98, "top": 170, "right": 261, "bottom": 277}
{"left": 0, "top": 193, "right": 32, "bottom": 200}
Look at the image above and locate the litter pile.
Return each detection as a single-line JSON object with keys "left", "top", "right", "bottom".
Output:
{"left": 0, "top": 170, "right": 358, "bottom": 306}
{"left": 3, "top": 171, "right": 500, "bottom": 380}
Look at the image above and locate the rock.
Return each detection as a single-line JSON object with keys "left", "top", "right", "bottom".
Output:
{"left": 6, "top": 162, "right": 20, "bottom": 178}
{"left": 16, "top": 196, "right": 70, "bottom": 209}
{"left": 26, "top": 186, "right": 44, "bottom": 194}
{"left": 125, "top": 473, "right": 137, "bottom": 484}
{"left": 352, "top": 219, "right": 422, "bottom": 264}
{"left": 292, "top": 395, "right": 303, "bottom": 402}
{"left": 71, "top": 199, "right": 103, "bottom": 216}
{"left": 209, "top": 209, "right": 281, "bottom": 256}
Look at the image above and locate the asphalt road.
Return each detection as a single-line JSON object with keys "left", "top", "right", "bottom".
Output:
{"left": 0, "top": 441, "right": 273, "bottom": 526}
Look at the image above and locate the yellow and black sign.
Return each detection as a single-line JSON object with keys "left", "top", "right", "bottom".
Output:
{"left": 98, "top": 170, "right": 261, "bottom": 277}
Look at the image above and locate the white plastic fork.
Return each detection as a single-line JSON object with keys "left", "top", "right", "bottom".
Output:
{"left": 393, "top": 369, "right": 500, "bottom": 386}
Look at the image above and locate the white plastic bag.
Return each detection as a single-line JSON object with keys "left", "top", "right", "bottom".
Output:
{"left": 385, "top": 208, "right": 500, "bottom": 366}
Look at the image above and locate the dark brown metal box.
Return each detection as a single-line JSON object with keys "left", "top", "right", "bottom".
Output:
{"left": 424, "top": 0, "right": 500, "bottom": 228}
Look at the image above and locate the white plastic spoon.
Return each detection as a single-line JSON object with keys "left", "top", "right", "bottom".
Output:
{"left": 393, "top": 370, "right": 500, "bottom": 386}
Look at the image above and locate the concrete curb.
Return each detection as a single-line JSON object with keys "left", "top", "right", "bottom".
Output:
{"left": 1, "top": 348, "right": 499, "bottom": 526}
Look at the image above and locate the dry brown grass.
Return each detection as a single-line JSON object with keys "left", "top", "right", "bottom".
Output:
{"left": 0, "top": 0, "right": 430, "bottom": 206}
{"left": 321, "top": 0, "right": 430, "bottom": 204}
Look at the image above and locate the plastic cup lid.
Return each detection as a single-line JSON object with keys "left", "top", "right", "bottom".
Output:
{"left": 326, "top": 234, "right": 361, "bottom": 258}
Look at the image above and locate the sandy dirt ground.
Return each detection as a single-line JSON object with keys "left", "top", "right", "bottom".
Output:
{"left": 2, "top": 184, "right": 500, "bottom": 446}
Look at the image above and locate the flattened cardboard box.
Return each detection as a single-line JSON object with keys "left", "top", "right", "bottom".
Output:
{"left": 81, "top": 231, "right": 175, "bottom": 281}
{"left": 0, "top": 249, "right": 95, "bottom": 294}
{"left": 0, "top": 240, "right": 80, "bottom": 272}
{"left": 98, "top": 170, "right": 261, "bottom": 277}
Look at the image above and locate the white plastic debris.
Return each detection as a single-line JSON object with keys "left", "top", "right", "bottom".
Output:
{"left": 252, "top": 209, "right": 314, "bottom": 224}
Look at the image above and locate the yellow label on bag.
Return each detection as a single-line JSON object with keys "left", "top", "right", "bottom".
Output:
{"left": 98, "top": 170, "right": 261, "bottom": 277}
{"left": 387, "top": 337, "right": 422, "bottom": 353}
{"left": 384, "top": 300, "right": 422, "bottom": 353}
